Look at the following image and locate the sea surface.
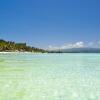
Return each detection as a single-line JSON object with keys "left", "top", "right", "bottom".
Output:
{"left": 0, "top": 53, "right": 100, "bottom": 100}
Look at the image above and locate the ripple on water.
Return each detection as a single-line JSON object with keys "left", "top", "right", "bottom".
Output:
{"left": 0, "top": 53, "right": 100, "bottom": 100}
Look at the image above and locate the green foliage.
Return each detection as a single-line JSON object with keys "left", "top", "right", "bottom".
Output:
{"left": 0, "top": 39, "right": 46, "bottom": 53}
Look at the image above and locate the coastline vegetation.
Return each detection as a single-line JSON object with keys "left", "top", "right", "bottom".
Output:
{"left": 0, "top": 39, "right": 46, "bottom": 53}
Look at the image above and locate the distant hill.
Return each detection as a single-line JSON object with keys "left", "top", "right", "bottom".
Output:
{"left": 48, "top": 48, "right": 100, "bottom": 53}
{"left": 0, "top": 39, "right": 46, "bottom": 53}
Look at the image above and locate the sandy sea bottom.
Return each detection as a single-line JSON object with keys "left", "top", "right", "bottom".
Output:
{"left": 0, "top": 53, "right": 100, "bottom": 100}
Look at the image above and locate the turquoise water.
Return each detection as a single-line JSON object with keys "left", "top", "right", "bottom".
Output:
{"left": 0, "top": 53, "right": 100, "bottom": 100}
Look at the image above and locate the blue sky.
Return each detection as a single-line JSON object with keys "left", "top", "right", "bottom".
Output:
{"left": 0, "top": 0, "right": 100, "bottom": 48}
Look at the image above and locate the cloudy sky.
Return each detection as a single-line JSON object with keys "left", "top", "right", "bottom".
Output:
{"left": 48, "top": 41, "right": 100, "bottom": 50}
{"left": 0, "top": 0, "right": 100, "bottom": 49}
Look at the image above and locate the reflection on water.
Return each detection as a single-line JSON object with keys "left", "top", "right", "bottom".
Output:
{"left": 0, "top": 53, "right": 100, "bottom": 100}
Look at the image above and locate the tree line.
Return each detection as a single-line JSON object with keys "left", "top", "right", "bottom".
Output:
{"left": 0, "top": 39, "right": 46, "bottom": 53}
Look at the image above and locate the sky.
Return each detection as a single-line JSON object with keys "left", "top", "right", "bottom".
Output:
{"left": 0, "top": 0, "right": 100, "bottom": 49}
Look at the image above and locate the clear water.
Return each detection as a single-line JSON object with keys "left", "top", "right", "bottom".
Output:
{"left": 0, "top": 53, "right": 100, "bottom": 100}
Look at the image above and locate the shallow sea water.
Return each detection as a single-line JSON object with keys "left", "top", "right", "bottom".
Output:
{"left": 0, "top": 53, "right": 100, "bottom": 100}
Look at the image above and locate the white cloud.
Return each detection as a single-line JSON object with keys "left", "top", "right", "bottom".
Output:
{"left": 60, "top": 42, "right": 84, "bottom": 49}
{"left": 73, "top": 42, "right": 84, "bottom": 48}
{"left": 47, "top": 41, "right": 100, "bottom": 50}
{"left": 48, "top": 41, "right": 85, "bottom": 50}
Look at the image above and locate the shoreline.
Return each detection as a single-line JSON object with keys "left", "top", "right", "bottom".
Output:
{"left": 0, "top": 51, "right": 45, "bottom": 54}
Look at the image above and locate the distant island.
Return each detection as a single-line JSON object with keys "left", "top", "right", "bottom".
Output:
{"left": 0, "top": 39, "right": 46, "bottom": 53}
